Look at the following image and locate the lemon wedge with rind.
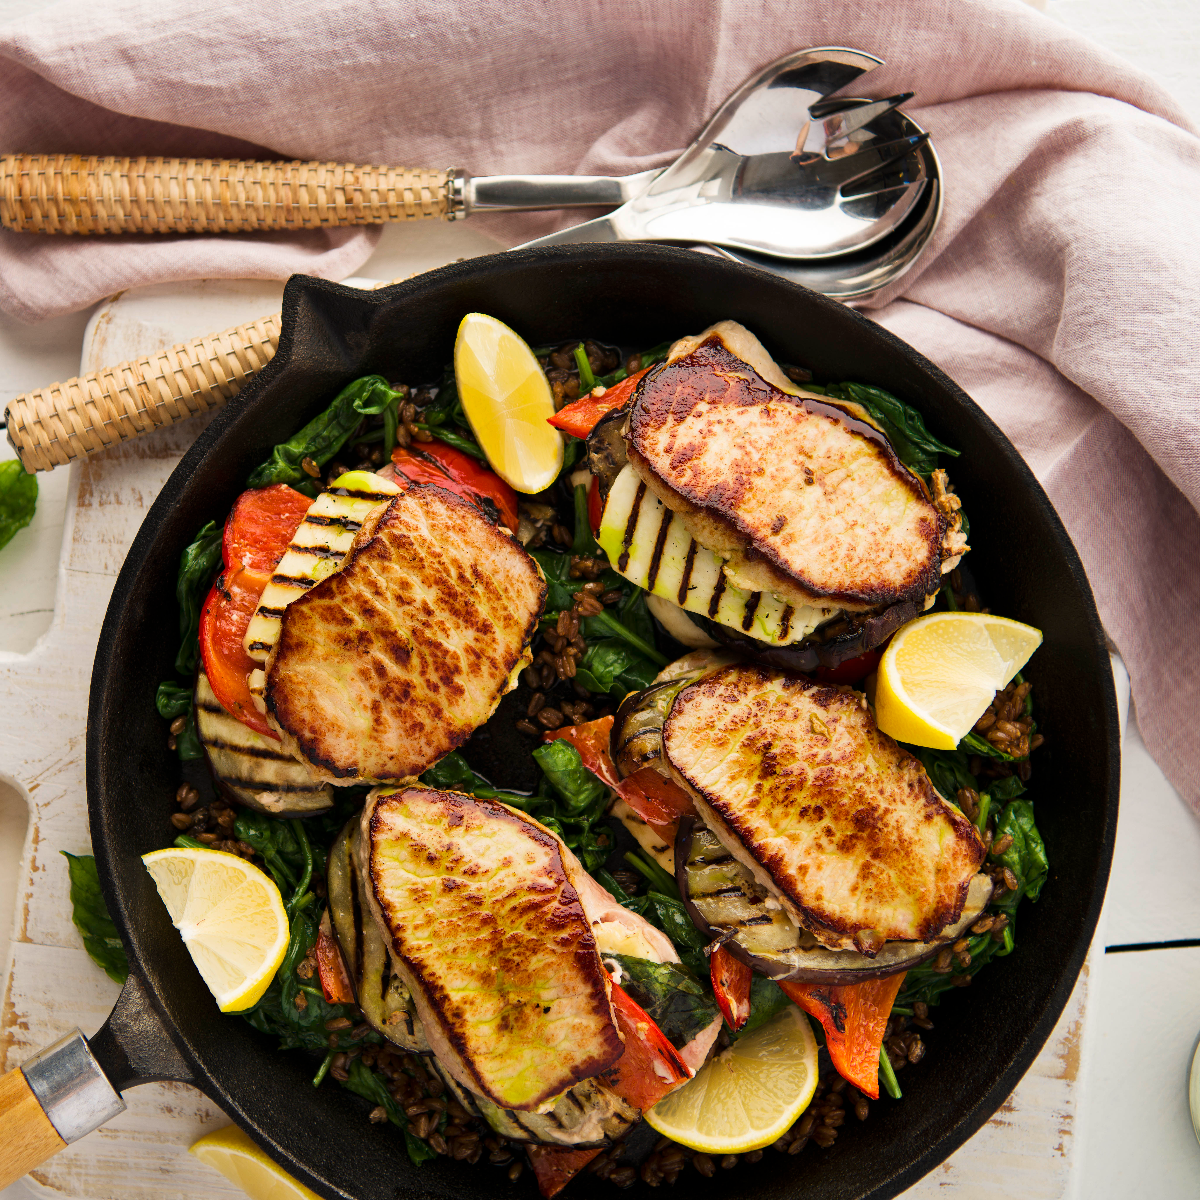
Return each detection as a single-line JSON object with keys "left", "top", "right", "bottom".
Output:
{"left": 875, "top": 612, "right": 1043, "bottom": 749}
{"left": 142, "top": 848, "right": 289, "bottom": 1013}
{"left": 454, "top": 312, "right": 564, "bottom": 493}
{"left": 645, "top": 1004, "right": 819, "bottom": 1154}
{"left": 190, "top": 1125, "right": 322, "bottom": 1200}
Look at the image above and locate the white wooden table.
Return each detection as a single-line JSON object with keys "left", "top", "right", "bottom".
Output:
{"left": 0, "top": 4, "right": 1197, "bottom": 1198}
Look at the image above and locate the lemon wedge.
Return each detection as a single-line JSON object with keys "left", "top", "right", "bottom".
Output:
{"left": 645, "top": 1004, "right": 818, "bottom": 1154}
{"left": 454, "top": 312, "right": 563, "bottom": 493}
{"left": 142, "top": 847, "right": 289, "bottom": 1013}
{"left": 190, "top": 1125, "right": 322, "bottom": 1200}
{"left": 875, "top": 612, "right": 1043, "bottom": 749}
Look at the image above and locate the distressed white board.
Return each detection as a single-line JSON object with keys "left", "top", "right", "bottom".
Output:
{"left": 0, "top": 274, "right": 1094, "bottom": 1199}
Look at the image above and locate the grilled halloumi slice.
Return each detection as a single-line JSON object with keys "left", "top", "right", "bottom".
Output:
{"left": 625, "top": 323, "right": 947, "bottom": 614}
{"left": 661, "top": 664, "right": 986, "bottom": 953}
{"left": 243, "top": 471, "right": 401, "bottom": 663}
{"left": 265, "top": 482, "right": 545, "bottom": 784}
{"left": 361, "top": 785, "right": 624, "bottom": 1112}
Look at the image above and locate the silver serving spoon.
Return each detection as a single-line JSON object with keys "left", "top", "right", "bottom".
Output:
{"left": 710, "top": 117, "right": 942, "bottom": 299}
{"left": 513, "top": 46, "right": 930, "bottom": 262}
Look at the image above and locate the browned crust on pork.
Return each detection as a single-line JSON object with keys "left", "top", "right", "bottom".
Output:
{"left": 662, "top": 665, "right": 985, "bottom": 949}
{"left": 626, "top": 338, "right": 946, "bottom": 609}
{"left": 366, "top": 787, "right": 623, "bottom": 1109}
{"left": 266, "top": 483, "right": 545, "bottom": 783}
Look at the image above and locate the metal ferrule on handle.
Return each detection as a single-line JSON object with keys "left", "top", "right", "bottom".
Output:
{"left": 0, "top": 1031, "right": 125, "bottom": 1189}
{"left": 0, "top": 154, "right": 451, "bottom": 235}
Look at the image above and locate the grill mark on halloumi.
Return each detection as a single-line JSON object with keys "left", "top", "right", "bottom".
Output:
{"left": 617, "top": 479, "right": 646, "bottom": 572}
{"left": 193, "top": 669, "right": 334, "bottom": 814}
{"left": 601, "top": 464, "right": 833, "bottom": 646}
{"left": 243, "top": 472, "right": 402, "bottom": 667}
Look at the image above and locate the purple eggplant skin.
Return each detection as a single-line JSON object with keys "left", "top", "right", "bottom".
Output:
{"left": 674, "top": 817, "right": 994, "bottom": 985}
{"left": 586, "top": 404, "right": 632, "bottom": 503}
{"left": 695, "top": 594, "right": 924, "bottom": 673}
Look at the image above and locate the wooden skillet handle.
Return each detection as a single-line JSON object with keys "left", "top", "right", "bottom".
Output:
{"left": 0, "top": 154, "right": 453, "bottom": 235}
{"left": 0, "top": 1030, "right": 125, "bottom": 1188}
{"left": 0, "top": 1067, "right": 66, "bottom": 1187}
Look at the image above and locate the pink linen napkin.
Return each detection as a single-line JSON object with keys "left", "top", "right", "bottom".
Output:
{"left": 1, "top": 0, "right": 1198, "bottom": 810}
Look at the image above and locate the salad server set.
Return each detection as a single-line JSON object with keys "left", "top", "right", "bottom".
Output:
{"left": 2, "top": 46, "right": 941, "bottom": 477}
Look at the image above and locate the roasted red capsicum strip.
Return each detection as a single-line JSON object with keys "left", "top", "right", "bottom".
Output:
{"left": 199, "top": 484, "right": 312, "bottom": 737}
{"left": 542, "top": 718, "right": 696, "bottom": 840}
{"left": 315, "top": 910, "right": 355, "bottom": 1005}
{"left": 527, "top": 1146, "right": 604, "bottom": 1198}
{"left": 779, "top": 973, "right": 907, "bottom": 1100}
{"left": 601, "top": 982, "right": 692, "bottom": 1109}
{"left": 547, "top": 367, "right": 652, "bottom": 439}
{"left": 391, "top": 440, "right": 520, "bottom": 532}
{"left": 710, "top": 943, "right": 752, "bottom": 1032}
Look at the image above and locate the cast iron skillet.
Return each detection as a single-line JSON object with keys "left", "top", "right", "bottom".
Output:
{"left": 85, "top": 243, "right": 1119, "bottom": 1200}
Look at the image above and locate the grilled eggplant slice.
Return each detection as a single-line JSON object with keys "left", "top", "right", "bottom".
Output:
{"left": 474, "top": 1078, "right": 639, "bottom": 1148}
{"left": 266, "top": 483, "right": 545, "bottom": 784}
{"left": 662, "top": 665, "right": 986, "bottom": 952}
{"left": 625, "top": 326, "right": 946, "bottom": 613}
{"left": 194, "top": 668, "right": 333, "bottom": 816}
{"left": 677, "top": 819, "right": 994, "bottom": 982}
{"left": 361, "top": 785, "right": 623, "bottom": 1112}
{"left": 325, "top": 819, "right": 426, "bottom": 1052}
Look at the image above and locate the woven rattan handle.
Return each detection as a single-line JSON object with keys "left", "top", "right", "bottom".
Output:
{"left": 0, "top": 155, "right": 451, "bottom": 235}
{"left": 5, "top": 312, "right": 282, "bottom": 471}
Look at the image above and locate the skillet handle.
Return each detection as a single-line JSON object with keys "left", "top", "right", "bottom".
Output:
{"left": 0, "top": 1029, "right": 125, "bottom": 1188}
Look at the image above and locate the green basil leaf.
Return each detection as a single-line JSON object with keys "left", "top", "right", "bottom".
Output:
{"left": 174, "top": 520, "right": 223, "bottom": 675}
{"left": 0, "top": 460, "right": 37, "bottom": 552}
{"left": 247, "top": 376, "right": 403, "bottom": 490}
{"left": 61, "top": 852, "right": 129, "bottom": 985}
{"left": 606, "top": 953, "right": 719, "bottom": 1049}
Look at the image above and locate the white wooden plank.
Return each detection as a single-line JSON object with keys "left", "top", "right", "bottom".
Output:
{"left": 1105, "top": 711, "right": 1200, "bottom": 946}
{"left": 1073, "top": 946, "right": 1200, "bottom": 1198}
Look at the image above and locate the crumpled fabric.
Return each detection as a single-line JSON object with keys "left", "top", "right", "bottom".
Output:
{"left": 1, "top": 0, "right": 1198, "bottom": 809}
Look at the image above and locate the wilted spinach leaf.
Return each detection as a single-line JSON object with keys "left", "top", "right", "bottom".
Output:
{"left": 248, "top": 376, "right": 404, "bottom": 495}
{"left": 341, "top": 1058, "right": 437, "bottom": 1165}
{"left": 532, "top": 738, "right": 606, "bottom": 815}
{"left": 813, "top": 382, "right": 958, "bottom": 477}
{"left": 993, "top": 800, "right": 1049, "bottom": 906}
{"left": 606, "top": 953, "right": 719, "bottom": 1049}
{"left": 173, "top": 519, "right": 222, "bottom": 675}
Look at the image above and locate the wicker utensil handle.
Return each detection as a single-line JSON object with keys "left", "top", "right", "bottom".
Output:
{"left": 5, "top": 312, "right": 282, "bottom": 471}
{"left": 0, "top": 155, "right": 452, "bottom": 235}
